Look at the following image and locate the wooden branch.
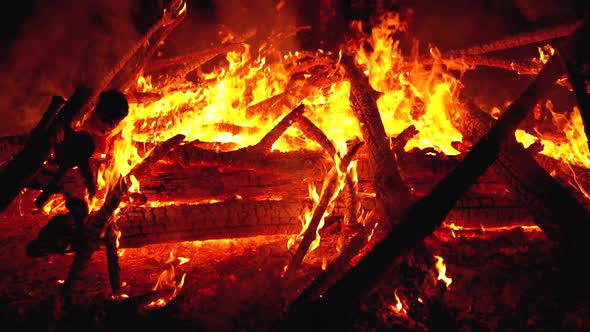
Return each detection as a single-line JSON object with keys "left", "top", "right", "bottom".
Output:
{"left": 341, "top": 54, "right": 411, "bottom": 223}
{"left": 60, "top": 134, "right": 185, "bottom": 302}
{"left": 391, "top": 125, "right": 418, "bottom": 154}
{"left": 295, "top": 211, "right": 378, "bottom": 303}
{"left": 75, "top": 1, "right": 186, "bottom": 126}
{"left": 446, "top": 20, "right": 580, "bottom": 56}
{"left": 283, "top": 18, "right": 590, "bottom": 327}
{"left": 105, "top": 224, "right": 122, "bottom": 296}
{"left": 284, "top": 146, "right": 361, "bottom": 279}
{"left": 150, "top": 43, "right": 244, "bottom": 77}
{"left": 295, "top": 115, "right": 337, "bottom": 157}
{"left": 0, "top": 86, "right": 91, "bottom": 212}
{"left": 252, "top": 104, "right": 305, "bottom": 152}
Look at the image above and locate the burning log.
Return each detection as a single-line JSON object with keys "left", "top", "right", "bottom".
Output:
{"left": 0, "top": 86, "right": 91, "bottom": 212}
{"left": 253, "top": 104, "right": 305, "bottom": 152}
{"left": 60, "top": 134, "right": 185, "bottom": 304}
{"left": 283, "top": 17, "right": 590, "bottom": 329}
{"left": 144, "top": 42, "right": 243, "bottom": 74}
{"left": 341, "top": 54, "right": 412, "bottom": 224}
{"left": 117, "top": 200, "right": 307, "bottom": 248}
{"left": 110, "top": 192, "right": 535, "bottom": 249}
{"left": 446, "top": 20, "right": 580, "bottom": 56}
{"left": 294, "top": 115, "right": 338, "bottom": 157}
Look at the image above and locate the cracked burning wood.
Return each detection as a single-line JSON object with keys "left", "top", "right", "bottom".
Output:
{"left": 105, "top": 224, "right": 122, "bottom": 296}
{"left": 116, "top": 200, "right": 307, "bottom": 248}
{"left": 60, "top": 134, "right": 185, "bottom": 303}
{"left": 341, "top": 54, "right": 412, "bottom": 224}
{"left": 108, "top": 193, "right": 536, "bottom": 249}
{"left": 283, "top": 17, "right": 590, "bottom": 329}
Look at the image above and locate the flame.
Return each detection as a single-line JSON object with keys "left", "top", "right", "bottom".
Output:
{"left": 390, "top": 288, "right": 408, "bottom": 316}
{"left": 515, "top": 106, "right": 590, "bottom": 169}
{"left": 148, "top": 249, "right": 189, "bottom": 308}
{"left": 534, "top": 44, "right": 555, "bottom": 65}
{"left": 352, "top": 13, "right": 464, "bottom": 155}
{"left": 433, "top": 255, "right": 453, "bottom": 287}
{"left": 41, "top": 196, "right": 67, "bottom": 215}
{"left": 93, "top": 10, "right": 474, "bottom": 199}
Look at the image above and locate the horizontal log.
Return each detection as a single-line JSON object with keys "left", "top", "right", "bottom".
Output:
{"left": 116, "top": 199, "right": 308, "bottom": 247}
{"left": 114, "top": 192, "right": 542, "bottom": 248}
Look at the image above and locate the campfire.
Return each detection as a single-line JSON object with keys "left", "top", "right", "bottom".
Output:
{"left": 1, "top": 0, "right": 590, "bottom": 330}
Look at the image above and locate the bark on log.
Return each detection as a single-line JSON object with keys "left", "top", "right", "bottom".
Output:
{"left": 109, "top": 191, "right": 537, "bottom": 249}
{"left": 116, "top": 200, "right": 308, "bottom": 248}
{"left": 341, "top": 54, "right": 412, "bottom": 224}
{"left": 144, "top": 43, "right": 243, "bottom": 75}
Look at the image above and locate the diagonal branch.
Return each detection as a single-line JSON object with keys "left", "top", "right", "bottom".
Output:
{"left": 282, "top": 16, "right": 590, "bottom": 329}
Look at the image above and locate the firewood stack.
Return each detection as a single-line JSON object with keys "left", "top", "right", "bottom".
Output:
{"left": 0, "top": 0, "right": 589, "bottom": 328}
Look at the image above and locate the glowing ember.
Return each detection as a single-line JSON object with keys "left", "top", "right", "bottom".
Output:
{"left": 433, "top": 255, "right": 453, "bottom": 288}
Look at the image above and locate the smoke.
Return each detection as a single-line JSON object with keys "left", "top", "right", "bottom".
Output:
{"left": 0, "top": 0, "right": 140, "bottom": 136}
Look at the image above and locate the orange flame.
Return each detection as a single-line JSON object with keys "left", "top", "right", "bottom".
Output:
{"left": 433, "top": 255, "right": 453, "bottom": 287}
{"left": 148, "top": 249, "right": 190, "bottom": 308}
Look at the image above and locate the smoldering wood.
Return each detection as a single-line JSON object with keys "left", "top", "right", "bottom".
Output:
{"left": 283, "top": 18, "right": 590, "bottom": 328}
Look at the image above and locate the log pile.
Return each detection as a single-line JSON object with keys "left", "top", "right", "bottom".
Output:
{"left": 1, "top": 3, "right": 590, "bottom": 328}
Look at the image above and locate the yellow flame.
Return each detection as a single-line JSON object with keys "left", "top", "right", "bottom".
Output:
{"left": 433, "top": 255, "right": 453, "bottom": 287}
{"left": 390, "top": 288, "right": 407, "bottom": 315}
{"left": 515, "top": 106, "right": 590, "bottom": 169}
{"left": 149, "top": 249, "right": 190, "bottom": 308}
